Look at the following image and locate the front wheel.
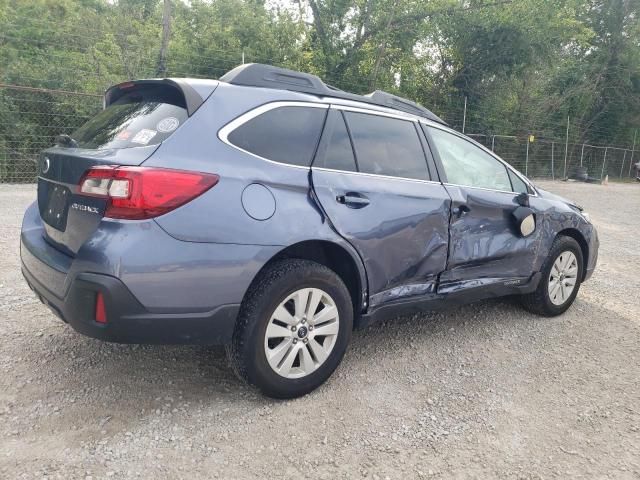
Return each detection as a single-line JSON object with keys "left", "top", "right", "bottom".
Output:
{"left": 226, "top": 259, "right": 353, "bottom": 399}
{"left": 521, "top": 236, "right": 584, "bottom": 316}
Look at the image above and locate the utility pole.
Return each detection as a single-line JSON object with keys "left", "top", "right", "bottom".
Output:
{"left": 620, "top": 150, "right": 627, "bottom": 179}
{"left": 156, "top": 0, "right": 172, "bottom": 76}
{"left": 462, "top": 96, "right": 467, "bottom": 134}
{"left": 628, "top": 129, "right": 637, "bottom": 177}
{"left": 551, "top": 142, "right": 555, "bottom": 180}
{"left": 525, "top": 136, "right": 530, "bottom": 176}
{"left": 563, "top": 116, "right": 570, "bottom": 179}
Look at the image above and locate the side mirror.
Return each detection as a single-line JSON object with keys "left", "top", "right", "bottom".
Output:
{"left": 512, "top": 206, "right": 536, "bottom": 237}
{"left": 516, "top": 192, "right": 530, "bottom": 207}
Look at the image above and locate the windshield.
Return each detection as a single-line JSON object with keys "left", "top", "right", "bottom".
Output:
{"left": 71, "top": 84, "right": 188, "bottom": 150}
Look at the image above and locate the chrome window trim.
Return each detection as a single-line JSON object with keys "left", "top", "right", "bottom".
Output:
{"left": 217, "top": 101, "right": 329, "bottom": 170}
{"left": 218, "top": 100, "right": 439, "bottom": 183}
{"left": 330, "top": 104, "right": 419, "bottom": 122}
{"left": 313, "top": 167, "right": 443, "bottom": 186}
{"left": 322, "top": 97, "right": 422, "bottom": 120}
{"left": 443, "top": 183, "right": 521, "bottom": 196}
{"left": 218, "top": 99, "right": 535, "bottom": 196}
{"left": 422, "top": 121, "right": 539, "bottom": 197}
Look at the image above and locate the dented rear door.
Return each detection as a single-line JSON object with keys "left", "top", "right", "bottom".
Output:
{"left": 311, "top": 108, "right": 451, "bottom": 309}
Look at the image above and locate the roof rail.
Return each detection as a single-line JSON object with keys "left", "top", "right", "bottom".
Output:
{"left": 219, "top": 63, "right": 446, "bottom": 124}
{"left": 365, "top": 91, "right": 442, "bottom": 122}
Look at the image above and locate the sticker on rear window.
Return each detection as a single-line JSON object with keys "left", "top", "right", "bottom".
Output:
{"left": 157, "top": 117, "right": 180, "bottom": 133}
{"left": 115, "top": 130, "right": 132, "bottom": 141}
{"left": 131, "top": 129, "right": 157, "bottom": 145}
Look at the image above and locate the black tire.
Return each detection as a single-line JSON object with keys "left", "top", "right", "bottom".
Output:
{"left": 521, "top": 236, "right": 584, "bottom": 316}
{"left": 226, "top": 259, "right": 353, "bottom": 399}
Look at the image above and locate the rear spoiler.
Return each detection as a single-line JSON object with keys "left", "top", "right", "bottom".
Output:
{"left": 104, "top": 79, "right": 218, "bottom": 116}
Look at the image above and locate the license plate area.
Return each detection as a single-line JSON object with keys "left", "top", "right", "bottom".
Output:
{"left": 39, "top": 180, "right": 71, "bottom": 231}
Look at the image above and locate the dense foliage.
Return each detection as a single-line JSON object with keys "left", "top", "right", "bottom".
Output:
{"left": 0, "top": 0, "right": 639, "bottom": 181}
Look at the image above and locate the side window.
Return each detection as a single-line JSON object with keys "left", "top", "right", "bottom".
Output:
{"left": 508, "top": 169, "right": 529, "bottom": 194}
{"left": 314, "top": 110, "right": 357, "bottom": 172}
{"left": 227, "top": 106, "right": 327, "bottom": 166}
{"left": 427, "top": 127, "right": 512, "bottom": 191}
{"left": 344, "top": 112, "right": 429, "bottom": 181}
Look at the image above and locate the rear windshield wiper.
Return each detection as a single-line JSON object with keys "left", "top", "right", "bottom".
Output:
{"left": 55, "top": 134, "right": 79, "bottom": 148}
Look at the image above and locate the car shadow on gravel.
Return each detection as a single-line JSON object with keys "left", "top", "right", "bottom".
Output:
{"left": 19, "top": 292, "right": 612, "bottom": 421}
{"left": 21, "top": 296, "right": 542, "bottom": 400}
{"left": 9, "top": 291, "right": 623, "bottom": 446}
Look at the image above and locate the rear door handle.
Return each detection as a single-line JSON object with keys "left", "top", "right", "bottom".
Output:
{"left": 336, "top": 192, "right": 370, "bottom": 208}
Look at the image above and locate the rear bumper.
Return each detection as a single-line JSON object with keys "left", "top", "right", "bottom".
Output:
{"left": 19, "top": 200, "right": 279, "bottom": 345}
{"left": 22, "top": 263, "right": 239, "bottom": 345}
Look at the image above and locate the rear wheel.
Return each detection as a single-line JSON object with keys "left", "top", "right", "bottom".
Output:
{"left": 226, "top": 259, "right": 353, "bottom": 399}
{"left": 521, "top": 236, "right": 584, "bottom": 316}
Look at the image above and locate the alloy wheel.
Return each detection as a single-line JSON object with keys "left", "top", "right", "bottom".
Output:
{"left": 264, "top": 288, "right": 340, "bottom": 379}
{"left": 548, "top": 251, "right": 579, "bottom": 306}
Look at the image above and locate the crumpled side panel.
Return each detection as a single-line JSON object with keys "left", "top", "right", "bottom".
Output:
{"left": 311, "top": 168, "right": 451, "bottom": 308}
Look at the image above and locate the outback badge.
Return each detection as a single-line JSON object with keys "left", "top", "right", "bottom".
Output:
{"left": 71, "top": 203, "right": 99, "bottom": 214}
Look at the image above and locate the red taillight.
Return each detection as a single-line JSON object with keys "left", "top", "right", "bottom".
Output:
{"left": 95, "top": 292, "right": 107, "bottom": 324}
{"left": 79, "top": 166, "right": 219, "bottom": 220}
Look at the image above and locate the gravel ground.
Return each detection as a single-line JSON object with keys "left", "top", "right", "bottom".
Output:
{"left": 1, "top": 180, "right": 639, "bottom": 480}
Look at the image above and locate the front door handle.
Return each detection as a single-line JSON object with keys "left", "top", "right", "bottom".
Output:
{"left": 336, "top": 192, "right": 370, "bottom": 209}
{"left": 453, "top": 204, "right": 470, "bottom": 217}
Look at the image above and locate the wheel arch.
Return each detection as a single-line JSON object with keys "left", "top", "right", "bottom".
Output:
{"left": 243, "top": 240, "right": 367, "bottom": 320}
{"left": 556, "top": 228, "right": 589, "bottom": 281}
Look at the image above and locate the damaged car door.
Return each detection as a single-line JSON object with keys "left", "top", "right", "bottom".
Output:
{"left": 311, "top": 107, "right": 451, "bottom": 308}
{"left": 423, "top": 125, "right": 542, "bottom": 294}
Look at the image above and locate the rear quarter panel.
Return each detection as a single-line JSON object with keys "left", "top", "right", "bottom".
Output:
{"left": 145, "top": 83, "right": 343, "bottom": 247}
{"left": 141, "top": 83, "right": 367, "bottom": 301}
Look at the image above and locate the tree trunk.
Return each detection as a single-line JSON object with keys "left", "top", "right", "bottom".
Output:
{"left": 156, "top": 0, "right": 172, "bottom": 77}
{"left": 369, "top": 1, "right": 397, "bottom": 91}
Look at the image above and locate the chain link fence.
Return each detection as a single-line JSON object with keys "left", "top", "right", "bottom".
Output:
{"left": 467, "top": 134, "right": 637, "bottom": 183}
{"left": 1, "top": 84, "right": 638, "bottom": 184}
{"left": 0, "top": 85, "right": 102, "bottom": 183}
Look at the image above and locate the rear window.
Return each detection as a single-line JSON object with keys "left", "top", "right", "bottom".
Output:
{"left": 344, "top": 112, "right": 429, "bottom": 181}
{"left": 227, "top": 106, "right": 327, "bottom": 167}
{"left": 314, "top": 110, "right": 357, "bottom": 172}
{"left": 71, "top": 84, "right": 188, "bottom": 150}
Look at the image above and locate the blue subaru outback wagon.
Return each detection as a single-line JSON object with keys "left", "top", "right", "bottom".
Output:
{"left": 21, "top": 64, "right": 598, "bottom": 398}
